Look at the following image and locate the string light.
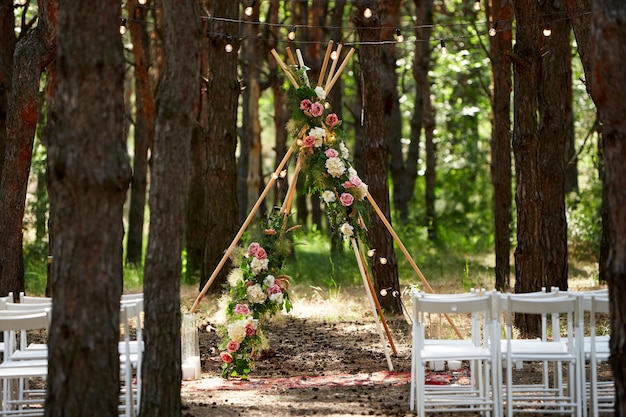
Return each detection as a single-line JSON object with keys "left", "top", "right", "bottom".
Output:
{"left": 488, "top": 22, "right": 497, "bottom": 37}
{"left": 367, "top": 249, "right": 376, "bottom": 257}
{"left": 244, "top": 0, "right": 255, "bottom": 17}
{"left": 225, "top": 36, "right": 234, "bottom": 53}
{"left": 473, "top": 0, "right": 480, "bottom": 11}
{"left": 119, "top": 18, "right": 127, "bottom": 35}
{"left": 363, "top": 1, "right": 372, "bottom": 19}
{"left": 395, "top": 28, "right": 404, "bottom": 43}
{"left": 330, "top": 50, "right": 338, "bottom": 60}
{"left": 440, "top": 39, "right": 448, "bottom": 56}
{"left": 379, "top": 257, "right": 388, "bottom": 265}
{"left": 543, "top": 23, "right": 552, "bottom": 37}
{"left": 288, "top": 26, "right": 296, "bottom": 41}
{"left": 138, "top": 0, "right": 146, "bottom": 4}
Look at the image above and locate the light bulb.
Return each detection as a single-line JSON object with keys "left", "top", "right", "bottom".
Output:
{"left": 543, "top": 24, "right": 552, "bottom": 37}
{"left": 363, "top": 7, "right": 372, "bottom": 18}
{"left": 367, "top": 249, "right": 376, "bottom": 257}
{"left": 244, "top": 0, "right": 255, "bottom": 16}
{"left": 489, "top": 25, "right": 497, "bottom": 37}
{"left": 288, "top": 26, "right": 296, "bottom": 41}
{"left": 440, "top": 40, "right": 448, "bottom": 57}
{"left": 138, "top": 0, "right": 146, "bottom": 4}
{"left": 396, "top": 28, "right": 404, "bottom": 43}
{"left": 330, "top": 50, "right": 338, "bottom": 60}
{"left": 379, "top": 257, "right": 388, "bottom": 265}
{"left": 225, "top": 42, "right": 233, "bottom": 53}
{"left": 380, "top": 289, "right": 388, "bottom": 296}
{"left": 119, "top": 19, "right": 127, "bottom": 35}
{"left": 473, "top": 0, "right": 480, "bottom": 11}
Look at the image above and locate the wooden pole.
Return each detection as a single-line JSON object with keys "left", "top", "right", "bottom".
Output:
{"left": 324, "top": 43, "right": 342, "bottom": 91}
{"left": 190, "top": 141, "right": 297, "bottom": 313}
{"left": 365, "top": 191, "right": 463, "bottom": 339}
{"left": 351, "top": 238, "right": 394, "bottom": 371}
{"left": 358, "top": 250, "right": 398, "bottom": 355}
{"left": 325, "top": 48, "right": 355, "bottom": 95}
{"left": 270, "top": 49, "right": 299, "bottom": 89}
{"left": 317, "top": 40, "right": 334, "bottom": 87}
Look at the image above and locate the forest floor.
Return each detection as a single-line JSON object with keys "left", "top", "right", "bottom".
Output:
{"left": 179, "top": 285, "right": 612, "bottom": 417}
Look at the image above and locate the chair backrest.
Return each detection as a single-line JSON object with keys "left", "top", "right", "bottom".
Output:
{"left": 19, "top": 292, "right": 53, "bottom": 305}
{"left": 413, "top": 290, "right": 497, "bottom": 345}
{"left": 0, "top": 310, "right": 50, "bottom": 358}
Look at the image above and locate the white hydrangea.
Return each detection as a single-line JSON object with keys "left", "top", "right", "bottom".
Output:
{"left": 315, "top": 86, "right": 327, "bottom": 100}
{"left": 308, "top": 127, "right": 326, "bottom": 147}
{"left": 340, "top": 222, "right": 354, "bottom": 237}
{"left": 325, "top": 157, "right": 346, "bottom": 178}
{"left": 247, "top": 284, "right": 267, "bottom": 304}
{"left": 321, "top": 190, "right": 336, "bottom": 203}
{"left": 250, "top": 257, "right": 269, "bottom": 274}
{"left": 353, "top": 183, "right": 368, "bottom": 200}
{"left": 340, "top": 142, "right": 350, "bottom": 159}
{"left": 227, "top": 320, "right": 247, "bottom": 343}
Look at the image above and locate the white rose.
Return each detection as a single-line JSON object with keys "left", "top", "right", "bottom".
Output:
{"left": 340, "top": 222, "right": 354, "bottom": 237}
{"left": 247, "top": 284, "right": 267, "bottom": 304}
{"left": 227, "top": 320, "right": 246, "bottom": 343}
{"left": 347, "top": 167, "right": 358, "bottom": 178}
{"left": 250, "top": 257, "right": 269, "bottom": 274}
{"left": 263, "top": 275, "right": 275, "bottom": 287}
{"left": 270, "top": 292, "right": 284, "bottom": 304}
{"left": 308, "top": 127, "right": 326, "bottom": 147}
{"left": 322, "top": 190, "right": 336, "bottom": 203}
{"left": 340, "top": 142, "right": 350, "bottom": 159}
{"left": 354, "top": 183, "right": 368, "bottom": 201}
{"left": 315, "top": 86, "right": 327, "bottom": 100}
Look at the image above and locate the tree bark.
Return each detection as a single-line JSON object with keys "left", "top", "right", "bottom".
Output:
{"left": 45, "top": 0, "right": 130, "bottom": 415}
{"left": 538, "top": 0, "right": 569, "bottom": 291}
{"left": 0, "top": 0, "right": 56, "bottom": 298}
{"left": 356, "top": 2, "right": 402, "bottom": 315}
{"left": 125, "top": 1, "right": 154, "bottom": 266}
{"left": 0, "top": 0, "right": 16, "bottom": 177}
{"left": 201, "top": 0, "right": 240, "bottom": 296}
{"left": 488, "top": 0, "right": 513, "bottom": 292}
{"left": 511, "top": 0, "right": 543, "bottom": 336}
{"left": 590, "top": 1, "right": 626, "bottom": 413}
{"left": 140, "top": 0, "right": 200, "bottom": 415}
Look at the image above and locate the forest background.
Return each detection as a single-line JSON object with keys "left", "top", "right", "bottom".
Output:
{"left": 1, "top": 0, "right": 623, "bottom": 416}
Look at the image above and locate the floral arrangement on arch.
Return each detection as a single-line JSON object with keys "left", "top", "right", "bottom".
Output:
{"left": 218, "top": 47, "right": 368, "bottom": 379}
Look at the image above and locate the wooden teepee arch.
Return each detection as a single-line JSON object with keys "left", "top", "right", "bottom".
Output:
{"left": 190, "top": 43, "right": 461, "bottom": 372}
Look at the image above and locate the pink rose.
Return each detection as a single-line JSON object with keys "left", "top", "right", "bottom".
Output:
{"left": 326, "top": 113, "right": 339, "bottom": 127}
{"left": 342, "top": 181, "right": 354, "bottom": 189}
{"left": 245, "top": 323, "right": 256, "bottom": 337}
{"left": 325, "top": 149, "right": 339, "bottom": 158}
{"left": 234, "top": 304, "right": 250, "bottom": 315}
{"left": 300, "top": 99, "right": 312, "bottom": 111}
{"left": 302, "top": 135, "right": 316, "bottom": 149}
{"left": 340, "top": 192, "right": 354, "bottom": 207}
{"left": 310, "top": 102, "right": 324, "bottom": 117}
{"left": 220, "top": 352, "right": 233, "bottom": 363}
{"left": 247, "top": 242, "right": 260, "bottom": 257}
{"left": 350, "top": 176, "right": 363, "bottom": 187}
{"left": 226, "top": 340, "right": 240, "bottom": 353}
{"left": 267, "top": 283, "right": 282, "bottom": 296}
{"left": 255, "top": 247, "right": 267, "bottom": 260}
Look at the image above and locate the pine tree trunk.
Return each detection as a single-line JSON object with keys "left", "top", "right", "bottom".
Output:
{"left": 126, "top": 1, "right": 154, "bottom": 266}
{"left": 0, "top": 0, "right": 55, "bottom": 298}
{"left": 488, "top": 0, "right": 513, "bottom": 292}
{"left": 201, "top": 0, "right": 240, "bottom": 295}
{"left": 512, "top": 0, "right": 543, "bottom": 337}
{"left": 140, "top": 0, "right": 200, "bottom": 415}
{"left": 591, "top": 1, "right": 626, "bottom": 412}
{"left": 538, "top": 0, "right": 569, "bottom": 291}
{"left": 356, "top": 3, "right": 401, "bottom": 315}
{"left": 45, "top": 0, "right": 129, "bottom": 415}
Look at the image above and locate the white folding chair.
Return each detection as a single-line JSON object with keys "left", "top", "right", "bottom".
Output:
{"left": 410, "top": 290, "right": 500, "bottom": 417}
{"left": 18, "top": 294, "right": 52, "bottom": 306}
{"left": 499, "top": 292, "right": 583, "bottom": 417}
{"left": 579, "top": 292, "right": 612, "bottom": 417}
{"left": 0, "top": 311, "right": 50, "bottom": 416}
{"left": 119, "top": 299, "right": 144, "bottom": 417}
